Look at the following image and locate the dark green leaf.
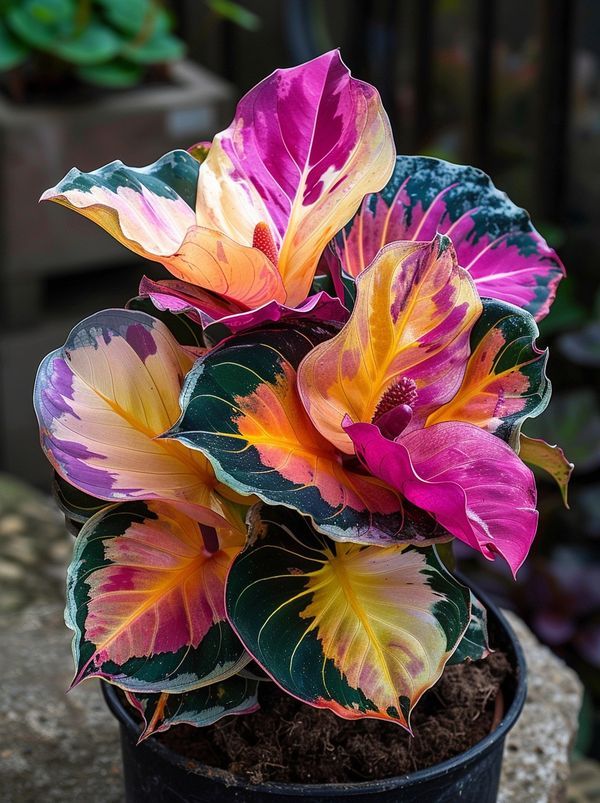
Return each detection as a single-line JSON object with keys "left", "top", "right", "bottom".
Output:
{"left": 52, "top": 472, "right": 108, "bottom": 524}
{"left": 447, "top": 593, "right": 490, "bottom": 665}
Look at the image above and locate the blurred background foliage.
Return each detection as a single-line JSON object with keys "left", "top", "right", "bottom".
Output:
{"left": 0, "top": 0, "right": 186, "bottom": 93}
{"left": 0, "top": 0, "right": 598, "bottom": 758}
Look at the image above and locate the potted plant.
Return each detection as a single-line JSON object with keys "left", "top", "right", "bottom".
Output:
{"left": 33, "top": 51, "right": 572, "bottom": 802}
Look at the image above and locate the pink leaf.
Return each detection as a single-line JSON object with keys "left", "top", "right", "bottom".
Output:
{"left": 345, "top": 419, "right": 538, "bottom": 575}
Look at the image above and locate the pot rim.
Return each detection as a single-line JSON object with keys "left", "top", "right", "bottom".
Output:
{"left": 103, "top": 589, "right": 527, "bottom": 797}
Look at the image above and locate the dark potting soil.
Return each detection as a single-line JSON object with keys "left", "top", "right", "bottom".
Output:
{"left": 157, "top": 651, "right": 512, "bottom": 785}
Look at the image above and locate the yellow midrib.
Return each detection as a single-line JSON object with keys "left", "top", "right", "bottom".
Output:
{"left": 426, "top": 358, "right": 532, "bottom": 426}
{"left": 90, "top": 553, "right": 207, "bottom": 661}
{"left": 147, "top": 693, "right": 169, "bottom": 734}
{"left": 81, "top": 380, "right": 215, "bottom": 487}
{"left": 361, "top": 268, "right": 426, "bottom": 419}
{"left": 230, "top": 428, "right": 339, "bottom": 463}
{"left": 327, "top": 551, "right": 397, "bottom": 701}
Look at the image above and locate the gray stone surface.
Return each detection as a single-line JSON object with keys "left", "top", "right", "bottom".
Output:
{"left": 0, "top": 474, "right": 592, "bottom": 802}
{"left": 0, "top": 603, "right": 122, "bottom": 803}
{"left": 499, "top": 612, "right": 584, "bottom": 803}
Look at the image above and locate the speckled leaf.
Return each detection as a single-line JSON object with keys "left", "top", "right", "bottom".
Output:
{"left": 426, "top": 298, "right": 550, "bottom": 447}
{"left": 165, "top": 325, "right": 449, "bottom": 546}
{"left": 332, "top": 156, "right": 565, "bottom": 320}
{"left": 40, "top": 150, "right": 199, "bottom": 261}
{"left": 125, "top": 675, "right": 260, "bottom": 741}
{"left": 41, "top": 150, "right": 285, "bottom": 311}
{"left": 66, "top": 501, "right": 248, "bottom": 693}
{"left": 447, "top": 593, "right": 491, "bottom": 665}
{"left": 226, "top": 505, "right": 470, "bottom": 729}
{"left": 519, "top": 435, "right": 573, "bottom": 508}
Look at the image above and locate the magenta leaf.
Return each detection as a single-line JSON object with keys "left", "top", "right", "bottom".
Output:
{"left": 345, "top": 419, "right": 538, "bottom": 575}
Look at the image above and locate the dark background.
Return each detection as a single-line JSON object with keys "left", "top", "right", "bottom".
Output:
{"left": 1, "top": 0, "right": 599, "bottom": 757}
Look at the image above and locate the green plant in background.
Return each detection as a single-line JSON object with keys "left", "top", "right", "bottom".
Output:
{"left": 204, "top": 0, "right": 260, "bottom": 32}
{"left": 0, "top": 0, "right": 185, "bottom": 90}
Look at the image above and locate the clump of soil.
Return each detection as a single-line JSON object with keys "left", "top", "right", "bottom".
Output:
{"left": 157, "top": 651, "right": 512, "bottom": 784}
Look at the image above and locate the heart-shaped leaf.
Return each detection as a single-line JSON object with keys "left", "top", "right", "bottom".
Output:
{"left": 67, "top": 501, "right": 248, "bottom": 692}
{"left": 34, "top": 309, "right": 245, "bottom": 529}
{"left": 332, "top": 155, "right": 565, "bottom": 320}
{"left": 125, "top": 675, "right": 260, "bottom": 741}
{"left": 165, "top": 324, "right": 450, "bottom": 546}
{"left": 298, "top": 236, "right": 482, "bottom": 453}
{"left": 226, "top": 505, "right": 470, "bottom": 729}
{"left": 195, "top": 50, "right": 395, "bottom": 306}
{"left": 426, "top": 298, "right": 550, "bottom": 447}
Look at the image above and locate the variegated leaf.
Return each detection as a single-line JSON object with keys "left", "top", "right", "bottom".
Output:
{"left": 195, "top": 50, "right": 395, "bottom": 306}
{"left": 66, "top": 501, "right": 248, "bottom": 693}
{"left": 332, "top": 155, "right": 565, "bottom": 320}
{"left": 298, "top": 236, "right": 482, "bottom": 453}
{"left": 426, "top": 298, "right": 550, "bottom": 447}
{"left": 447, "top": 593, "right": 491, "bottom": 665}
{"left": 41, "top": 150, "right": 199, "bottom": 261}
{"left": 165, "top": 225, "right": 286, "bottom": 308}
{"left": 40, "top": 150, "right": 285, "bottom": 311}
{"left": 226, "top": 505, "right": 470, "bottom": 729}
{"left": 346, "top": 419, "right": 538, "bottom": 575}
{"left": 125, "top": 675, "right": 260, "bottom": 741}
{"left": 165, "top": 324, "right": 450, "bottom": 546}
{"left": 34, "top": 309, "right": 245, "bottom": 530}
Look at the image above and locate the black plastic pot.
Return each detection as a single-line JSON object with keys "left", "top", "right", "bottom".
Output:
{"left": 103, "top": 596, "right": 526, "bottom": 803}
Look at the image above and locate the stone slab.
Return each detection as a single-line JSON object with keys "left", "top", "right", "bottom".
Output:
{"left": 499, "top": 612, "right": 584, "bottom": 803}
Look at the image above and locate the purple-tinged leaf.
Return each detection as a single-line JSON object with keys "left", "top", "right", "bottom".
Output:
{"left": 332, "top": 156, "right": 565, "bottom": 320}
